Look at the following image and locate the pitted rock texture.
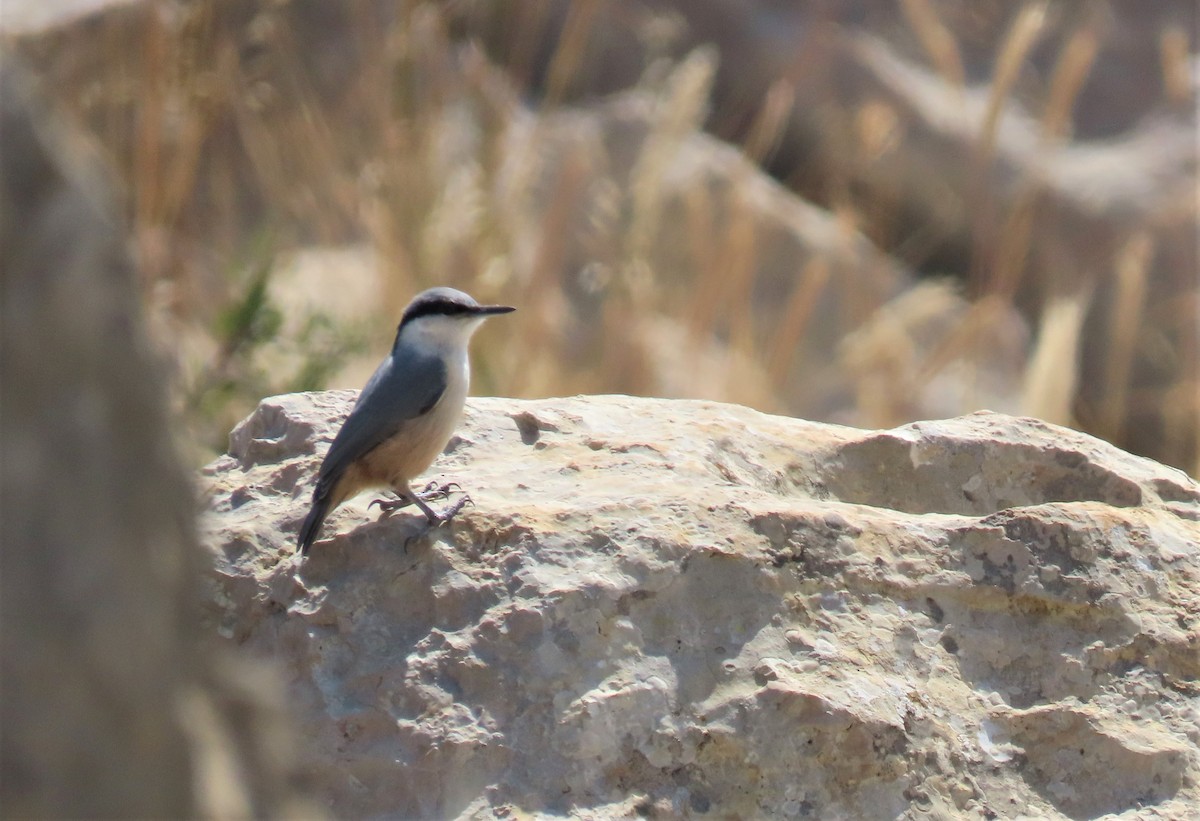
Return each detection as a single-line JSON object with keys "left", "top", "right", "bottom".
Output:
{"left": 200, "top": 394, "right": 1200, "bottom": 820}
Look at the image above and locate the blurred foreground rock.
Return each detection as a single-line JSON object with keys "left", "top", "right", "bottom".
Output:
{"left": 0, "top": 57, "right": 314, "bottom": 817}
{"left": 201, "top": 393, "right": 1200, "bottom": 819}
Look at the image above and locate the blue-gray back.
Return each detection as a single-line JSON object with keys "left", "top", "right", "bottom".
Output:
{"left": 314, "top": 346, "right": 448, "bottom": 494}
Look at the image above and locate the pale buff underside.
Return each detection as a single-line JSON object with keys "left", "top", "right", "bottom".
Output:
{"left": 325, "top": 357, "right": 469, "bottom": 512}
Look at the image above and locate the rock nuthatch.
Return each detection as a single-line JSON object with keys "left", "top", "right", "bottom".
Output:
{"left": 297, "top": 287, "right": 514, "bottom": 556}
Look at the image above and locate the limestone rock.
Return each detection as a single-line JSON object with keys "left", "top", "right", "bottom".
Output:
{"left": 200, "top": 393, "right": 1200, "bottom": 819}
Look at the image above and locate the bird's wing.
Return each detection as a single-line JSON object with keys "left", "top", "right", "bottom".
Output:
{"left": 313, "top": 348, "right": 448, "bottom": 495}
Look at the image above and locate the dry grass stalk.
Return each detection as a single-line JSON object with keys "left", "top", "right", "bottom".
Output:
{"left": 132, "top": 8, "right": 167, "bottom": 263}
{"left": 958, "top": 9, "right": 1103, "bottom": 428}
{"left": 993, "top": 12, "right": 1103, "bottom": 425}
{"left": 628, "top": 46, "right": 715, "bottom": 263}
{"left": 1040, "top": 15, "right": 1101, "bottom": 143}
{"left": 900, "top": 0, "right": 965, "bottom": 90}
{"left": 977, "top": 2, "right": 1048, "bottom": 163}
{"left": 1099, "top": 231, "right": 1153, "bottom": 442}
{"left": 1022, "top": 285, "right": 1094, "bottom": 426}
{"left": 543, "top": 0, "right": 601, "bottom": 107}
{"left": 523, "top": 147, "right": 590, "bottom": 388}
{"left": 716, "top": 185, "right": 760, "bottom": 360}
{"left": 968, "top": 1, "right": 1048, "bottom": 296}
{"left": 831, "top": 205, "right": 878, "bottom": 331}
{"left": 742, "top": 77, "right": 795, "bottom": 166}
{"left": 766, "top": 256, "right": 831, "bottom": 385}
{"left": 682, "top": 179, "right": 719, "bottom": 340}
{"left": 1159, "top": 24, "right": 1192, "bottom": 107}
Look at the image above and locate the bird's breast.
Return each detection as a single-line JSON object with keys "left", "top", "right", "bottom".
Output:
{"left": 359, "top": 359, "right": 469, "bottom": 488}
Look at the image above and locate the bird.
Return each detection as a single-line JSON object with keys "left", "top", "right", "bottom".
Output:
{"left": 296, "top": 287, "right": 515, "bottom": 556}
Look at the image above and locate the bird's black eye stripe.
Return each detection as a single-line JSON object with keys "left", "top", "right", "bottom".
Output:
{"left": 401, "top": 298, "right": 471, "bottom": 325}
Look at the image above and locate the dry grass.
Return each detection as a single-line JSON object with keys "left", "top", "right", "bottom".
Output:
{"left": 9, "top": 0, "right": 1196, "bottom": 476}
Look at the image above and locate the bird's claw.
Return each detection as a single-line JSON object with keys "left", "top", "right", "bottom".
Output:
{"left": 369, "top": 496, "right": 409, "bottom": 515}
{"left": 417, "top": 480, "right": 461, "bottom": 502}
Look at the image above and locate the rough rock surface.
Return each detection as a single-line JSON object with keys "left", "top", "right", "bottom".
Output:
{"left": 201, "top": 393, "right": 1200, "bottom": 819}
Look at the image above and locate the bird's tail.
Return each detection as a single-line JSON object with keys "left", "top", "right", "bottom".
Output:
{"left": 297, "top": 490, "right": 332, "bottom": 557}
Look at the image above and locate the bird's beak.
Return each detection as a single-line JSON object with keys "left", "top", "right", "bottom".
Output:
{"left": 475, "top": 304, "right": 516, "bottom": 316}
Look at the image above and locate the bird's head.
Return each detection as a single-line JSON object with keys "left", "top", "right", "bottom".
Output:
{"left": 395, "top": 287, "right": 515, "bottom": 353}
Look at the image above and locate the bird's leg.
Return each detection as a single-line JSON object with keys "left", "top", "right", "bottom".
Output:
{"left": 408, "top": 491, "right": 443, "bottom": 524}
{"left": 371, "top": 480, "right": 463, "bottom": 516}
{"left": 402, "top": 494, "right": 476, "bottom": 550}
{"left": 408, "top": 480, "right": 472, "bottom": 525}
{"left": 369, "top": 492, "right": 413, "bottom": 516}
{"left": 374, "top": 481, "right": 473, "bottom": 525}
{"left": 435, "top": 493, "right": 474, "bottom": 522}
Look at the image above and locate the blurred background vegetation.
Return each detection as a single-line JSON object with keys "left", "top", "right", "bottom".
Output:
{"left": 6, "top": 0, "right": 1197, "bottom": 476}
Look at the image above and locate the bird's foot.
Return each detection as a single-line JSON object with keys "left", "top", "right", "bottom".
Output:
{"left": 368, "top": 495, "right": 411, "bottom": 516}
{"left": 417, "top": 480, "right": 461, "bottom": 502}
{"left": 371, "top": 481, "right": 461, "bottom": 515}
{"left": 431, "top": 493, "right": 474, "bottom": 524}
{"left": 404, "top": 494, "right": 474, "bottom": 551}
